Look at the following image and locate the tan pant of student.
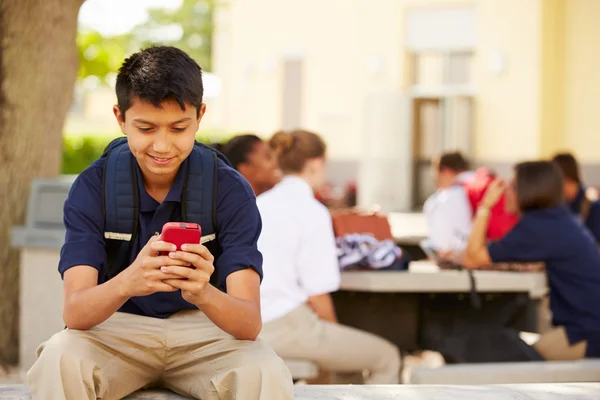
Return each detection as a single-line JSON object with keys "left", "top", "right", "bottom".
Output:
{"left": 533, "top": 326, "right": 587, "bottom": 360}
{"left": 27, "top": 310, "right": 294, "bottom": 400}
{"left": 259, "top": 304, "right": 401, "bottom": 384}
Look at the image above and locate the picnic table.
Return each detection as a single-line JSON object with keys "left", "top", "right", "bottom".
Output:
{"left": 332, "top": 261, "right": 548, "bottom": 354}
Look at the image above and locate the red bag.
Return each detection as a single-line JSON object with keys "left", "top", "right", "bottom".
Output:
{"left": 462, "top": 168, "right": 518, "bottom": 240}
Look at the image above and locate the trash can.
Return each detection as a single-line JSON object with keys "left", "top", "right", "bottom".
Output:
{"left": 11, "top": 176, "right": 75, "bottom": 372}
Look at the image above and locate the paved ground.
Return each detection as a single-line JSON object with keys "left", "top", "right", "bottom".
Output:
{"left": 0, "top": 366, "right": 21, "bottom": 385}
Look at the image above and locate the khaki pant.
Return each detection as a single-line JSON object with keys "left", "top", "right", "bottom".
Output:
{"left": 533, "top": 326, "right": 587, "bottom": 361}
{"left": 259, "top": 304, "right": 401, "bottom": 384}
{"left": 27, "top": 310, "right": 293, "bottom": 400}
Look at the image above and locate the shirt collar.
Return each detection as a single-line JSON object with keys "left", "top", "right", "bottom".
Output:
{"left": 456, "top": 171, "right": 475, "bottom": 184}
{"left": 524, "top": 204, "right": 570, "bottom": 218}
{"left": 279, "top": 175, "right": 314, "bottom": 198}
{"left": 135, "top": 159, "right": 188, "bottom": 212}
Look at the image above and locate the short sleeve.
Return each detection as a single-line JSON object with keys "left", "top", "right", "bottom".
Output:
{"left": 296, "top": 205, "right": 341, "bottom": 296}
{"left": 487, "top": 218, "right": 551, "bottom": 263}
{"left": 214, "top": 166, "right": 263, "bottom": 287}
{"left": 58, "top": 164, "right": 106, "bottom": 278}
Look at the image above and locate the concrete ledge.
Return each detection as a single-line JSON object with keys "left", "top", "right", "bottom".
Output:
{"left": 294, "top": 384, "right": 600, "bottom": 399}
{"left": 284, "top": 359, "right": 319, "bottom": 380}
{"left": 2, "top": 383, "right": 600, "bottom": 399}
{"left": 408, "top": 360, "right": 600, "bottom": 385}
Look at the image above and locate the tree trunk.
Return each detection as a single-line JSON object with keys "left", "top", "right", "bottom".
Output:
{"left": 0, "top": 0, "right": 84, "bottom": 366}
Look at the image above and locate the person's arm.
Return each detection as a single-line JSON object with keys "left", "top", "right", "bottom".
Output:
{"left": 59, "top": 173, "right": 132, "bottom": 330}
{"left": 63, "top": 236, "right": 190, "bottom": 330}
{"left": 297, "top": 205, "right": 341, "bottom": 321}
{"left": 463, "top": 205, "right": 493, "bottom": 268}
{"left": 307, "top": 293, "right": 337, "bottom": 323}
{"left": 163, "top": 173, "right": 265, "bottom": 340}
{"left": 60, "top": 166, "right": 195, "bottom": 330}
{"left": 463, "top": 178, "right": 550, "bottom": 268}
{"left": 63, "top": 266, "right": 127, "bottom": 330}
{"left": 164, "top": 261, "right": 262, "bottom": 340}
{"left": 463, "top": 179, "right": 505, "bottom": 268}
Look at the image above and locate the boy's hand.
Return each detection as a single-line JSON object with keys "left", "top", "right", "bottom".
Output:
{"left": 160, "top": 243, "right": 215, "bottom": 305}
{"left": 116, "top": 235, "right": 191, "bottom": 298}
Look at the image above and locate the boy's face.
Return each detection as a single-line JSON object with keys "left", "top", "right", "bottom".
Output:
{"left": 114, "top": 98, "right": 205, "bottom": 184}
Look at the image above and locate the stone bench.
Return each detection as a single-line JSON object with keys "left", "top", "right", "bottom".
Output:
{"left": 284, "top": 359, "right": 319, "bottom": 380}
{"left": 2, "top": 383, "right": 600, "bottom": 399}
{"left": 407, "top": 359, "right": 600, "bottom": 385}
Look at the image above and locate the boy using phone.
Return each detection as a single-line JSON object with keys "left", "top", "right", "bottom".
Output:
{"left": 27, "top": 46, "right": 293, "bottom": 400}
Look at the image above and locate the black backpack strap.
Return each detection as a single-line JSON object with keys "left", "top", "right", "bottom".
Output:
{"left": 182, "top": 143, "right": 223, "bottom": 287}
{"left": 182, "top": 143, "right": 222, "bottom": 237}
{"left": 102, "top": 138, "right": 140, "bottom": 280}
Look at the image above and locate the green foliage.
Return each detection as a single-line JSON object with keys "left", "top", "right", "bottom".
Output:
{"left": 77, "top": 0, "right": 214, "bottom": 86}
{"left": 134, "top": 0, "right": 214, "bottom": 70}
{"left": 77, "top": 30, "right": 130, "bottom": 85}
{"left": 61, "top": 132, "right": 231, "bottom": 175}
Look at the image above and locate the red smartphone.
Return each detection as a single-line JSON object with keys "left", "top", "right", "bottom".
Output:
{"left": 161, "top": 222, "right": 202, "bottom": 252}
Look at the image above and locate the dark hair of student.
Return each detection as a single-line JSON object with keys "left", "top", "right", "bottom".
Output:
{"left": 552, "top": 152, "right": 581, "bottom": 184}
{"left": 115, "top": 46, "right": 204, "bottom": 119}
{"left": 221, "top": 134, "right": 263, "bottom": 170}
{"left": 437, "top": 151, "right": 470, "bottom": 173}
{"left": 515, "top": 161, "right": 565, "bottom": 212}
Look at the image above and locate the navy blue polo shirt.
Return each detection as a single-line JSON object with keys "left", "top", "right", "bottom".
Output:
{"left": 58, "top": 154, "right": 263, "bottom": 319}
{"left": 488, "top": 206, "right": 600, "bottom": 357}
{"left": 569, "top": 186, "right": 600, "bottom": 242}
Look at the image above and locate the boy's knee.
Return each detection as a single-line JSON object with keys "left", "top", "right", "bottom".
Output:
{"left": 222, "top": 340, "right": 292, "bottom": 381}
{"left": 29, "top": 330, "right": 94, "bottom": 375}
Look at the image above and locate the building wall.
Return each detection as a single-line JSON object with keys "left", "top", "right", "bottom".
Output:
{"left": 213, "top": 0, "right": 600, "bottom": 209}
{"left": 473, "top": 0, "right": 542, "bottom": 162}
{"left": 562, "top": 0, "right": 600, "bottom": 162}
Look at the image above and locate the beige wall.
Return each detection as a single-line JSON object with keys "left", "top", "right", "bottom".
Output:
{"left": 213, "top": 0, "right": 409, "bottom": 160}
{"left": 562, "top": 0, "right": 600, "bottom": 162}
{"left": 473, "top": 0, "right": 543, "bottom": 162}
{"left": 213, "top": 0, "right": 600, "bottom": 168}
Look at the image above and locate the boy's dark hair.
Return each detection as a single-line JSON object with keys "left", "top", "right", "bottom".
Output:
{"left": 221, "top": 134, "right": 263, "bottom": 170}
{"left": 552, "top": 152, "right": 581, "bottom": 184}
{"left": 116, "top": 46, "right": 204, "bottom": 119}
{"left": 515, "top": 161, "right": 564, "bottom": 212}
{"left": 437, "top": 151, "right": 470, "bottom": 173}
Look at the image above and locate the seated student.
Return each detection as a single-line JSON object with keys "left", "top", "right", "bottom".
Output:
{"left": 463, "top": 161, "right": 600, "bottom": 360}
{"left": 424, "top": 152, "right": 474, "bottom": 253}
{"left": 257, "top": 130, "right": 401, "bottom": 384}
{"left": 221, "top": 134, "right": 282, "bottom": 196}
{"left": 27, "top": 46, "right": 293, "bottom": 400}
{"left": 552, "top": 152, "right": 600, "bottom": 243}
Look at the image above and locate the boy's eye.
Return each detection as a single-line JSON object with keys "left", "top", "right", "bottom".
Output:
{"left": 172, "top": 127, "right": 187, "bottom": 132}
{"left": 138, "top": 127, "right": 152, "bottom": 132}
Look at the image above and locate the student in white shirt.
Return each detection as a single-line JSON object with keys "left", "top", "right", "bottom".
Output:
{"left": 423, "top": 152, "right": 474, "bottom": 254}
{"left": 257, "top": 130, "right": 401, "bottom": 384}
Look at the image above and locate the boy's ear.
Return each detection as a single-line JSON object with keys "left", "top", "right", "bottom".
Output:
{"left": 113, "top": 105, "right": 126, "bottom": 134}
{"left": 197, "top": 103, "right": 207, "bottom": 124}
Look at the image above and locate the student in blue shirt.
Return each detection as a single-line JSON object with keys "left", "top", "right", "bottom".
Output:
{"left": 464, "top": 161, "right": 600, "bottom": 360}
{"left": 27, "top": 46, "right": 293, "bottom": 400}
{"left": 552, "top": 152, "right": 600, "bottom": 243}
